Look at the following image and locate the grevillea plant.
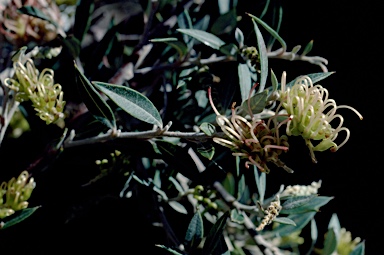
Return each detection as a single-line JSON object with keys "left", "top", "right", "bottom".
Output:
{"left": 0, "top": 0, "right": 365, "bottom": 254}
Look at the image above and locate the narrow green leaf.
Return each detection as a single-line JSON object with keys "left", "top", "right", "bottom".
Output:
{"left": 73, "top": 0, "right": 95, "bottom": 42}
{"left": 285, "top": 72, "right": 335, "bottom": 89}
{"left": 237, "top": 174, "right": 246, "bottom": 201}
{"left": 328, "top": 213, "right": 341, "bottom": 243}
{"left": 302, "top": 40, "right": 314, "bottom": 56}
{"left": 168, "top": 201, "right": 188, "bottom": 215}
{"left": 155, "top": 245, "right": 184, "bottom": 255}
{"left": 177, "top": 29, "right": 225, "bottom": 50}
{"left": 235, "top": 28, "right": 244, "bottom": 47}
{"left": 238, "top": 63, "right": 252, "bottom": 103}
{"left": 94, "top": 82, "right": 163, "bottom": 128}
{"left": 280, "top": 196, "right": 333, "bottom": 215}
{"left": 1, "top": 206, "right": 40, "bottom": 230}
{"left": 211, "top": 8, "right": 237, "bottom": 35}
{"left": 254, "top": 165, "right": 266, "bottom": 203}
{"left": 350, "top": 241, "right": 365, "bottom": 255}
{"left": 270, "top": 69, "right": 278, "bottom": 92}
{"left": 184, "top": 211, "right": 204, "bottom": 250}
{"left": 273, "top": 217, "right": 296, "bottom": 226}
{"left": 202, "top": 211, "right": 230, "bottom": 255}
{"left": 61, "top": 35, "right": 81, "bottom": 58}
{"left": 18, "top": 6, "right": 57, "bottom": 27}
{"left": 267, "top": 211, "right": 316, "bottom": 238}
{"left": 322, "top": 228, "right": 338, "bottom": 255}
{"left": 252, "top": 19, "right": 268, "bottom": 92}
{"left": 150, "top": 38, "right": 188, "bottom": 57}
{"left": 74, "top": 64, "right": 116, "bottom": 129}
{"left": 168, "top": 176, "right": 185, "bottom": 194}
{"left": 247, "top": 13, "right": 287, "bottom": 52}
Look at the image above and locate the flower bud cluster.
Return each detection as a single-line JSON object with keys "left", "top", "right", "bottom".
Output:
{"left": 192, "top": 185, "right": 218, "bottom": 210}
{"left": 337, "top": 228, "right": 361, "bottom": 255}
{"left": 256, "top": 196, "right": 282, "bottom": 231}
{"left": 0, "top": 171, "right": 36, "bottom": 219}
{"left": 4, "top": 48, "right": 66, "bottom": 125}
{"left": 280, "top": 180, "right": 322, "bottom": 197}
{"left": 241, "top": 46, "right": 260, "bottom": 71}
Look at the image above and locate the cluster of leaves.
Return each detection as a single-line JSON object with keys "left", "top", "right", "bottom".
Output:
{"left": 0, "top": 0, "right": 364, "bottom": 254}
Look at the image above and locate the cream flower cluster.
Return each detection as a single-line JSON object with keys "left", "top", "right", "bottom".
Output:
{"left": 4, "top": 47, "right": 66, "bottom": 124}
{"left": 0, "top": 171, "right": 36, "bottom": 219}
{"left": 256, "top": 196, "right": 282, "bottom": 231}
{"left": 280, "top": 180, "right": 322, "bottom": 197}
{"left": 276, "top": 72, "right": 363, "bottom": 163}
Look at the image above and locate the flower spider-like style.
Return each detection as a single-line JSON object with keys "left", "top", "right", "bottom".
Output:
{"left": 4, "top": 47, "right": 66, "bottom": 124}
{"left": 276, "top": 71, "right": 363, "bottom": 163}
{"left": 208, "top": 86, "right": 293, "bottom": 173}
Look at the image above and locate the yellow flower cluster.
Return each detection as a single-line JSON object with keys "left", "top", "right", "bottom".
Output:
{"left": 0, "top": 171, "right": 36, "bottom": 219}
{"left": 276, "top": 72, "right": 363, "bottom": 163}
{"left": 4, "top": 47, "right": 66, "bottom": 124}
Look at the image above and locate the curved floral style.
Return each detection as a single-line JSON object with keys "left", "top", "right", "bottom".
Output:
{"left": 208, "top": 87, "right": 293, "bottom": 173}
{"left": 4, "top": 49, "right": 65, "bottom": 124}
{"left": 276, "top": 72, "right": 363, "bottom": 163}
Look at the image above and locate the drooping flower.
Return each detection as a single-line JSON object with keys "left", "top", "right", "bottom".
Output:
{"left": 276, "top": 72, "right": 363, "bottom": 163}
{"left": 208, "top": 87, "right": 293, "bottom": 173}
{"left": 4, "top": 47, "right": 66, "bottom": 124}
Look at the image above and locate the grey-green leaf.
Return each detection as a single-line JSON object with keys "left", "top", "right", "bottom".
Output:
{"left": 168, "top": 201, "right": 188, "bottom": 215}
{"left": 322, "top": 228, "right": 338, "bottom": 255}
{"left": 281, "top": 195, "right": 317, "bottom": 210}
{"left": 177, "top": 28, "right": 225, "bottom": 50}
{"left": 267, "top": 211, "right": 316, "bottom": 238}
{"left": 155, "top": 245, "right": 184, "bottom": 255}
{"left": 94, "top": 82, "right": 163, "bottom": 128}
{"left": 74, "top": 64, "right": 116, "bottom": 129}
{"left": 199, "top": 122, "right": 216, "bottom": 136}
{"left": 184, "top": 211, "right": 204, "bottom": 250}
{"left": 350, "top": 241, "right": 365, "bottom": 255}
{"left": 240, "top": 89, "right": 268, "bottom": 115}
{"left": 252, "top": 19, "right": 268, "bottom": 92}
{"left": 238, "top": 63, "right": 253, "bottom": 103}
{"left": 273, "top": 217, "right": 296, "bottom": 226}
{"left": 280, "top": 196, "right": 333, "bottom": 214}
{"left": 202, "top": 211, "right": 230, "bottom": 255}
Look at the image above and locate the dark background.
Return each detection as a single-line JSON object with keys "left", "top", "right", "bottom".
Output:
{"left": 0, "top": 0, "right": 381, "bottom": 254}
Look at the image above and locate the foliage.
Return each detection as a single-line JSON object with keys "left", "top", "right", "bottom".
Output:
{"left": 0, "top": 0, "right": 365, "bottom": 254}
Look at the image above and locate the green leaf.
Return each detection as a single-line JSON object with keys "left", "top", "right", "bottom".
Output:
{"left": 235, "top": 28, "right": 244, "bottom": 47}
{"left": 211, "top": 8, "right": 237, "bottom": 35}
{"left": 280, "top": 196, "right": 333, "bottom": 214}
{"left": 150, "top": 38, "right": 188, "bottom": 57}
{"left": 238, "top": 63, "right": 253, "bottom": 103}
{"left": 177, "top": 29, "right": 225, "bottom": 50}
{"left": 61, "top": 35, "right": 81, "bottom": 58}
{"left": 270, "top": 69, "right": 278, "bottom": 92}
{"left": 273, "top": 217, "right": 296, "bottom": 226}
{"left": 237, "top": 174, "right": 246, "bottom": 201}
{"left": 240, "top": 89, "right": 268, "bottom": 115}
{"left": 328, "top": 213, "right": 341, "bottom": 241}
{"left": 199, "top": 122, "right": 216, "bottom": 136}
{"left": 168, "top": 201, "right": 188, "bottom": 215}
{"left": 155, "top": 245, "right": 183, "bottom": 255}
{"left": 94, "top": 82, "right": 163, "bottom": 128}
{"left": 350, "top": 241, "right": 365, "bottom": 255}
{"left": 155, "top": 140, "right": 200, "bottom": 181}
{"left": 1, "top": 206, "right": 40, "bottom": 230}
{"left": 197, "top": 143, "right": 215, "bottom": 160}
{"left": 252, "top": 19, "right": 268, "bottom": 92}
{"left": 247, "top": 13, "right": 287, "bottom": 52}
{"left": 285, "top": 72, "right": 335, "bottom": 89}
{"left": 267, "top": 211, "right": 316, "bottom": 238}
{"left": 322, "top": 228, "right": 337, "bottom": 255}
{"left": 202, "top": 211, "right": 230, "bottom": 255}
{"left": 281, "top": 195, "right": 317, "bottom": 210}
{"left": 302, "top": 40, "right": 314, "bottom": 56}
{"left": 184, "top": 211, "right": 204, "bottom": 250}
{"left": 74, "top": 64, "right": 116, "bottom": 129}
{"left": 17, "top": 6, "right": 58, "bottom": 27}
{"left": 168, "top": 176, "right": 185, "bottom": 194}
{"left": 73, "top": 0, "right": 95, "bottom": 42}
{"left": 230, "top": 209, "right": 245, "bottom": 224}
